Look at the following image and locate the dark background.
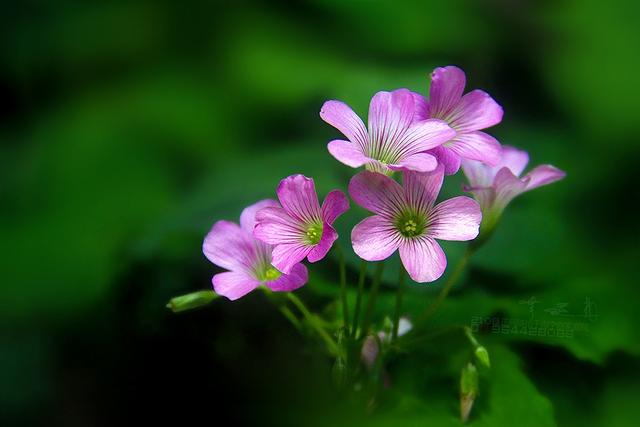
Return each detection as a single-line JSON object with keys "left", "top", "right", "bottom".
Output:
{"left": 1, "top": 0, "right": 639, "bottom": 426}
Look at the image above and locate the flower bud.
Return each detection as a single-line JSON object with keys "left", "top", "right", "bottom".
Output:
{"left": 464, "top": 327, "right": 490, "bottom": 368}
{"left": 382, "top": 316, "right": 394, "bottom": 335}
{"left": 361, "top": 335, "right": 380, "bottom": 371}
{"left": 474, "top": 346, "right": 491, "bottom": 368}
{"left": 460, "top": 362, "right": 479, "bottom": 423}
{"left": 166, "top": 290, "right": 218, "bottom": 313}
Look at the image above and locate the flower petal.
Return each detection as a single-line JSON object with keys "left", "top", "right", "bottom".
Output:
{"left": 327, "top": 140, "right": 369, "bottom": 168}
{"left": 524, "top": 165, "right": 566, "bottom": 190}
{"left": 212, "top": 271, "right": 260, "bottom": 301}
{"left": 307, "top": 223, "right": 338, "bottom": 263}
{"left": 276, "top": 174, "right": 322, "bottom": 223}
{"left": 321, "top": 190, "right": 349, "bottom": 225}
{"left": 448, "top": 90, "right": 503, "bottom": 133}
{"left": 254, "top": 206, "right": 304, "bottom": 245}
{"left": 403, "top": 165, "right": 445, "bottom": 213}
{"left": 446, "top": 131, "right": 502, "bottom": 165}
{"left": 461, "top": 159, "right": 492, "bottom": 188}
{"left": 203, "top": 220, "right": 256, "bottom": 272}
{"left": 397, "top": 118, "right": 456, "bottom": 153}
{"left": 399, "top": 236, "right": 447, "bottom": 283}
{"left": 412, "top": 91, "right": 429, "bottom": 121}
{"left": 320, "top": 100, "right": 369, "bottom": 148}
{"left": 240, "top": 199, "right": 280, "bottom": 233}
{"left": 498, "top": 145, "right": 529, "bottom": 177}
{"left": 429, "top": 196, "right": 481, "bottom": 241}
{"left": 368, "top": 89, "right": 415, "bottom": 144}
{"left": 270, "top": 243, "right": 313, "bottom": 274}
{"left": 429, "top": 146, "right": 462, "bottom": 175}
{"left": 463, "top": 145, "right": 527, "bottom": 188}
{"left": 493, "top": 167, "right": 528, "bottom": 208}
{"left": 349, "top": 171, "right": 405, "bottom": 217}
{"left": 397, "top": 317, "right": 413, "bottom": 336}
{"left": 265, "top": 263, "right": 308, "bottom": 292}
{"left": 463, "top": 185, "right": 496, "bottom": 212}
{"left": 352, "top": 216, "right": 401, "bottom": 261}
{"left": 429, "top": 66, "right": 466, "bottom": 118}
{"left": 387, "top": 152, "right": 438, "bottom": 173}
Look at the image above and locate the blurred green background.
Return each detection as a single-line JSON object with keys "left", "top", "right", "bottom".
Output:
{"left": 1, "top": 0, "right": 639, "bottom": 426}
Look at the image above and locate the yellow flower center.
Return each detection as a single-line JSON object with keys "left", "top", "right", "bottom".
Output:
{"left": 395, "top": 211, "right": 426, "bottom": 238}
{"left": 403, "top": 219, "right": 418, "bottom": 234}
{"left": 305, "top": 223, "right": 323, "bottom": 245}
{"left": 262, "top": 266, "right": 282, "bottom": 282}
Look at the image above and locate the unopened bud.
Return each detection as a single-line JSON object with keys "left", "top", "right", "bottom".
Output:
{"left": 460, "top": 362, "right": 479, "bottom": 423}
{"left": 361, "top": 335, "right": 380, "bottom": 371}
{"left": 464, "top": 328, "right": 490, "bottom": 368}
{"left": 475, "top": 346, "right": 491, "bottom": 368}
{"left": 166, "top": 290, "right": 218, "bottom": 313}
{"left": 382, "top": 316, "right": 394, "bottom": 335}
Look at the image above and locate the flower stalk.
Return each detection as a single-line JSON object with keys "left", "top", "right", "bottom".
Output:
{"left": 391, "top": 267, "right": 406, "bottom": 341}
{"left": 286, "top": 292, "right": 343, "bottom": 357}
{"left": 351, "top": 260, "right": 368, "bottom": 338}
{"left": 262, "top": 287, "right": 303, "bottom": 332}
{"left": 335, "top": 245, "right": 350, "bottom": 330}
{"left": 361, "top": 262, "right": 385, "bottom": 337}
{"left": 418, "top": 245, "right": 475, "bottom": 324}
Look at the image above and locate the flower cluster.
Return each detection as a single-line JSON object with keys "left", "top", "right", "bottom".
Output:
{"left": 189, "top": 66, "right": 567, "bottom": 422}
{"left": 202, "top": 65, "right": 565, "bottom": 299}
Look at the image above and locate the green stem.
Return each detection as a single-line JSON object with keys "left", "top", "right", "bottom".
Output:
{"left": 278, "top": 305, "right": 303, "bottom": 332}
{"left": 391, "top": 267, "right": 406, "bottom": 341}
{"left": 361, "top": 261, "right": 385, "bottom": 338}
{"left": 261, "top": 287, "right": 302, "bottom": 332}
{"left": 351, "top": 260, "right": 368, "bottom": 338}
{"left": 464, "top": 326, "right": 479, "bottom": 347}
{"left": 286, "top": 293, "right": 342, "bottom": 356}
{"left": 335, "top": 245, "right": 349, "bottom": 330}
{"left": 419, "top": 245, "right": 474, "bottom": 323}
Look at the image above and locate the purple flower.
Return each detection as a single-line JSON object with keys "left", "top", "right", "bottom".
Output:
{"left": 349, "top": 166, "right": 481, "bottom": 283}
{"left": 320, "top": 88, "right": 456, "bottom": 175}
{"left": 414, "top": 66, "right": 504, "bottom": 175}
{"left": 462, "top": 145, "right": 566, "bottom": 229}
{"left": 254, "top": 175, "right": 349, "bottom": 274}
{"left": 203, "top": 200, "right": 308, "bottom": 301}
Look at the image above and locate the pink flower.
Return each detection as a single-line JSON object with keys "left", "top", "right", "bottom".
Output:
{"left": 202, "top": 200, "right": 308, "bottom": 301}
{"left": 254, "top": 175, "right": 349, "bottom": 274}
{"left": 349, "top": 165, "right": 481, "bottom": 283}
{"left": 414, "top": 66, "right": 504, "bottom": 175}
{"left": 320, "top": 88, "right": 456, "bottom": 175}
{"left": 462, "top": 145, "right": 566, "bottom": 229}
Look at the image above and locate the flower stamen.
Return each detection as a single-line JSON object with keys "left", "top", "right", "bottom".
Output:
{"left": 263, "top": 266, "right": 281, "bottom": 281}
{"left": 257, "top": 265, "right": 282, "bottom": 282}
{"left": 395, "top": 211, "right": 426, "bottom": 238}
{"left": 305, "top": 223, "right": 323, "bottom": 245}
